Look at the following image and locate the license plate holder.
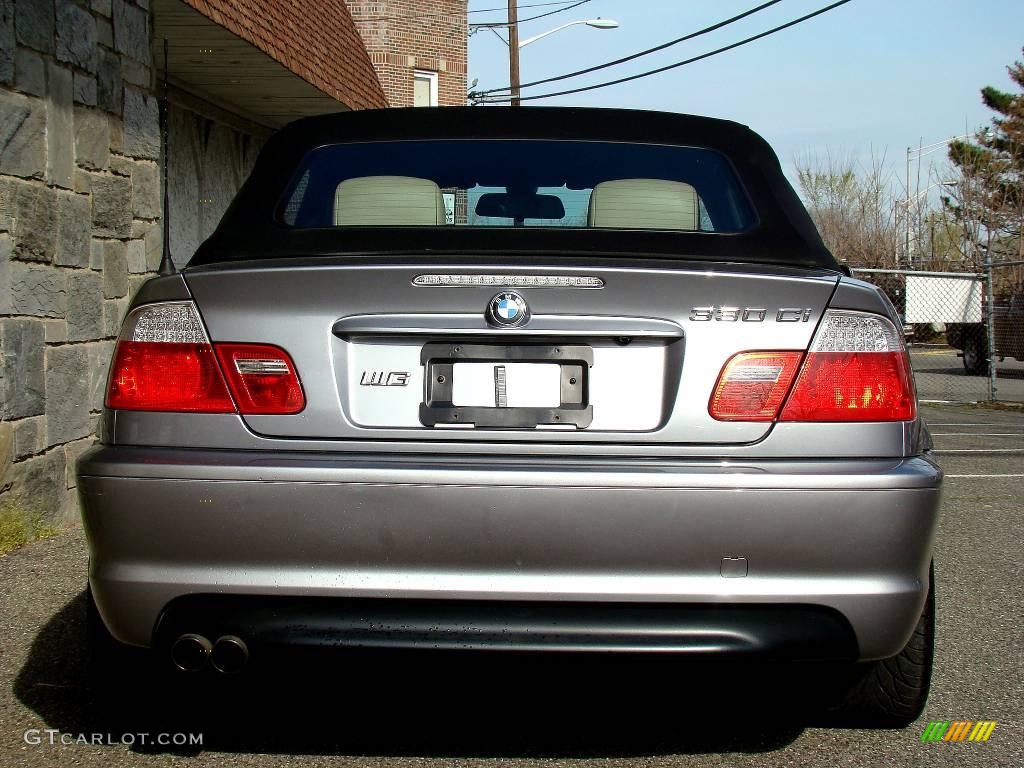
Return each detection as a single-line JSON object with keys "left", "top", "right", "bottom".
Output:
{"left": 419, "top": 343, "right": 593, "bottom": 428}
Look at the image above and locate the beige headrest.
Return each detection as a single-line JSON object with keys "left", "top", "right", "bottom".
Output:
{"left": 333, "top": 176, "right": 446, "bottom": 226}
{"left": 587, "top": 179, "right": 699, "bottom": 230}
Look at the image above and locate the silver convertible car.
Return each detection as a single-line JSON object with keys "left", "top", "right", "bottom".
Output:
{"left": 79, "top": 107, "right": 941, "bottom": 725}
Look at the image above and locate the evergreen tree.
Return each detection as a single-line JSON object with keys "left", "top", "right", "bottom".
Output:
{"left": 946, "top": 49, "right": 1024, "bottom": 264}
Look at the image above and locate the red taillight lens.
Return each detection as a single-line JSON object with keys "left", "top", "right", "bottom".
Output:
{"left": 709, "top": 351, "right": 804, "bottom": 421}
{"left": 214, "top": 344, "right": 304, "bottom": 415}
{"left": 106, "top": 341, "right": 235, "bottom": 412}
{"left": 707, "top": 310, "right": 917, "bottom": 423}
{"left": 779, "top": 351, "right": 916, "bottom": 422}
{"left": 106, "top": 302, "right": 305, "bottom": 415}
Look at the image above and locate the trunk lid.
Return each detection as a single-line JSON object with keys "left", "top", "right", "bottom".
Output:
{"left": 184, "top": 259, "right": 838, "bottom": 445}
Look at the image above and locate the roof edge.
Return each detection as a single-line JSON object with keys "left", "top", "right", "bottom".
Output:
{"left": 180, "top": 0, "right": 387, "bottom": 111}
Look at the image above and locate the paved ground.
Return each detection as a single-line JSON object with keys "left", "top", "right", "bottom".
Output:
{"left": 1, "top": 403, "right": 1022, "bottom": 767}
{"left": 909, "top": 345, "right": 1024, "bottom": 402}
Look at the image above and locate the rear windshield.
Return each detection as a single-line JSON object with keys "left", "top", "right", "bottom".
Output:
{"left": 279, "top": 140, "right": 756, "bottom": 233}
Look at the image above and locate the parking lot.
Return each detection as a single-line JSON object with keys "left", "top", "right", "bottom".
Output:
{"left": 1, "top": 403, "right": 1021, "bottom": 768}
{"left": 910, "top": 346, "right": 1024, "bottom": 402}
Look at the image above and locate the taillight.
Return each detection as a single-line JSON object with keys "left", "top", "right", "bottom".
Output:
{"left": 106, "top": 302, "right": 305, "bottom": 415}
{"left": 107, "top": 341, "right": 235, "bottom": 413}
{"left": 779, "top": 310, "right": 916, "bottom": 422}
{"left": 106, "top": 302, "right": 234, "bottom": 412}
{"left": 708, "top": 310, "right": 916, "bottom": 423}
{"left": 709, "top": 351, "right": 803, "bottom": 421}
{"left": 214, "top": 344, "right": 304, "bottom": 415}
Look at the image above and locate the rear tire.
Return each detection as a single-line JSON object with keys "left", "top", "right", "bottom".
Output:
{"left": 962, "top": 336, "right": 989, "bottom": 376}
{"left": 830, "top": 563, "right": 935, "bottom": 727}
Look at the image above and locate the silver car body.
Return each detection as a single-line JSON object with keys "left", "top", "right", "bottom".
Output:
{"left": 78, "top": 108, "right": 942, "bottom": 663}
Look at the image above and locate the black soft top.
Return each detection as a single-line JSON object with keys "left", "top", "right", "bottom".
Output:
{"left": 188, "top": 106, "right": 837, "bottom": 270}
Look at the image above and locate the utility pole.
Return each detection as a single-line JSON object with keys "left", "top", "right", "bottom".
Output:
{"left": 903, "top": 145, "right": 911, "bottom": 270}
{"left": 508, "top": 0, "right": 520, "bottom": 106}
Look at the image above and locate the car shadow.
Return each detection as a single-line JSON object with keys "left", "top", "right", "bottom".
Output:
{"left": 13, "top": 591, "right": 847, "bottom": 758}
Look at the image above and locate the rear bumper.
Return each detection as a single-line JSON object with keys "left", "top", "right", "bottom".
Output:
{"left": 78, "top": 447, "right": 942, "bottom": 661}
{"left": 155, "top": 595, "right": 858, "bottom": 659}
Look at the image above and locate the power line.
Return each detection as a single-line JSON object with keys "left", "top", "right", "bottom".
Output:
{"left": 354, "top": 1, "right": 591, "bottom": 34}
{"left": 473, "top": 0, "right": 855, "bottom": 104}
{"left": 353, "top": 1, "right": 581, "bottom": 23}
{"left": 468, "top": 1, "right": 581, "bottom": 13}
{"left": 475, "top": 0, "right": 783, "bottom": 96}
{"left": 471, "top": 0, "right": 593, "bottom": 28}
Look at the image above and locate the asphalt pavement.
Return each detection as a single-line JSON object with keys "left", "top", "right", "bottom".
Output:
{"left": 1, "top": 403, "right": 1021, "bottom": 767}
{"left": 910, "top": 345, "right": 1024, "bottom": 402}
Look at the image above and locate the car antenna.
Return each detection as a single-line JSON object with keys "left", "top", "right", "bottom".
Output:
{"left": 158, "top": 38, "right": 176, "bottom": 276}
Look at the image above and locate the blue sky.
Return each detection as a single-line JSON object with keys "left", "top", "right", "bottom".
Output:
{"left": 468, "top": 0, "right": 1024, "bottom": 186}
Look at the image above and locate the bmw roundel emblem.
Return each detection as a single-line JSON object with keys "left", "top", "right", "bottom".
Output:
{"left": 487, "top": 290, "right": 530, "bottom": 328}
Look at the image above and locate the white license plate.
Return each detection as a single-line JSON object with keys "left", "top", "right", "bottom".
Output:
{"left": 451, "top": 363, "right": 561, "bottom": 408}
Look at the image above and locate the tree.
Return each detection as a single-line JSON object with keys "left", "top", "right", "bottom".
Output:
{"left": 795, "top": 151, "right": 902, "bottom": 268}
{"left": 945, "top": 49, "right": 1024, "bottom": 270}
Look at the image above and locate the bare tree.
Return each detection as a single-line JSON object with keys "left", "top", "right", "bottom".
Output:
{"left": 795, "top": 151, "right": 903, "bottom": 269}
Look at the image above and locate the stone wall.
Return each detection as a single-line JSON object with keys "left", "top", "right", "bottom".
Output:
{"left": 166, "top": 102, "right": 266, "bottom": 270}
{"left": 0, "top": 0, "right": 159, "bottom": 543}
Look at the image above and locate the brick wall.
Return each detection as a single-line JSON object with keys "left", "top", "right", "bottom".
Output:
{"left": 347, "top": 0, "right": 467, "bottom": 107}
{"left": 181, "top": 0, "right": 387, "bottom": 111}
{"left": 0, "top": 0, "right": 160, "bottom": 543}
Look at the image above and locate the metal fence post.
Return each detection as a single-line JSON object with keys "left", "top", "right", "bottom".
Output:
{"left": 850, "top": 267, "right": 1011, "bottom": 404}
{"left": 985, "top": 259, "right": 998, "bottom": 401}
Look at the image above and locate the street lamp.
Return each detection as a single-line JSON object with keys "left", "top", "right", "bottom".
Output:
{"left": 906, "top": 135, "right": 972, "bottom": 207}
{"left": 905, "top": 180, "right": 958, "bottom": 206}
{"left": 502, "top": 2, "right": 618, "bottom": 106}
{"left": 899, "top": 181, "right": 957, "bottom": 266}
{"left": 901, "top": 130, "right": 992, "bottom": 267}
{"left": 518, "top": 18, "right": 619, "bottom": 47}
{"left": 900, "top": 180, "right": 958, "bottom": 268}
{"left": 901, "top": 134, "right": 976, "bottom": 269}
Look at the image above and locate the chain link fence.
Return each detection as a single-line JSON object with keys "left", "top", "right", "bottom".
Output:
{"left": 851, "top": 264, "right": 1024, "bottom": 403}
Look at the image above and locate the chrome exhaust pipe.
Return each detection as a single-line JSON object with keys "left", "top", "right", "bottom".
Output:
{"left": 170, "top": 633, "right": 212, "bottom": 672}
{"left": 210, "top": 635, "right": 249, "bottom": 674}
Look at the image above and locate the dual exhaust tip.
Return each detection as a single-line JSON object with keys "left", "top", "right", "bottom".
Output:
{"left": 171, "top": 633, "right": 248, "bottom": 673}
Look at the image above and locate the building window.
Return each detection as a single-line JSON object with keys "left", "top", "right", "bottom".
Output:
{"left": 413, "top": 70, "right": 438, "bottom": 107}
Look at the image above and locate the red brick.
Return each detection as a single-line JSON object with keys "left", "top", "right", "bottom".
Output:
{"left": 347, "top": 1, "right": 468, "bottom": 107}
{"left": 181, "top": 0, "right": 388, "bottom": 110}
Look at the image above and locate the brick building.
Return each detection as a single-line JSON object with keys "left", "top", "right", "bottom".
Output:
{"left": 348, "top": 0, "right": 468, "bottom": 107}
{"left": 0, "top": 0, "right": 466, "bottom": 548}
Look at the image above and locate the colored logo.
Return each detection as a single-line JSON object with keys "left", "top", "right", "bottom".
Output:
{"left": 486, "top": 291, "right": 530, "bottom": 328}
{"left": 921, "top": 721, "right": 997, "bottom": 742}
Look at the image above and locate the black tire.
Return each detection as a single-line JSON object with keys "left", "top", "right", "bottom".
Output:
{"left": 830, "top": 563, "right": 935, "bottom": 727}
{"left": 962, "top": 335, "right": 989, "bottom": 376}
